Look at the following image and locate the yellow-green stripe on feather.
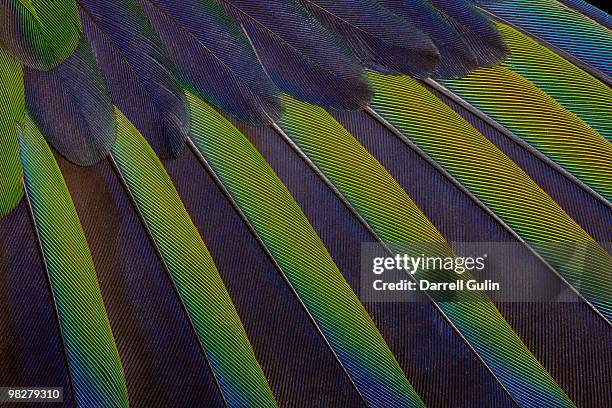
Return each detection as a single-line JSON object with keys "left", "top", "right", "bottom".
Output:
{"left": 110, "top": 109, "right": 277, "bottom": 408}
{"left": 496, "top": 23, "right": 612, "bottom": 141}
{"left": 277, "top": 95, "right": 575, "bottom": 408}
{"left": 19, "top": 114, "right": 129, "bottom": 407}
{"left": 439, "top": 60, "right": 612, "bottom": 202}
{"left": 0, "top": 48, "right": 24, "bottom": 218}
{"left": 369, "top": 72, "right": 612, "bottom": 322}
{"left": 186, "top": 92, "right": 426, "bottom": 408}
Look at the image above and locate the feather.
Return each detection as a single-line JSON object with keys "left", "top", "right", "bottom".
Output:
{"left": 0, "top": 0, "right": 81, "bottom": 70}
{"left": 439, "top": 66, "right": 612, "bottom": 202}
{"left": 297, "top": 0, "right": 439, "bottom": 78}
{"left": 495, "top": 23, "right": 611, "bottom": 141}
{"left": 18, "top": 114, "right": 128, "bottom": 407}
{"left": 24, "top": 37, "right": 115, "bottom": 166}
{"left": 377, "top": 0, "right": 479, "bottom": 77}
{"left": 0, "top": 48, "right": 23, "bottom": 218}
{"left": 429, "top": 0, "right": 509, "bottom": 67}
{"left": 186, "top": 92, "right": 425, "bottom": 407}
{"left": 479, "top": 0, "right": 612, "bottom": 78}
{"left": 78, "top": 0, "right": 189, "bottom": 158}
{"left": 277, "top": 95, "right": 576, "bottom": 408}
{"left": 368, "top": 71, "right": 612, "bottom": 322}
{"left": 136, "top": 0, "right": 281, "bottom": 125}
{"left": 217, "top": 0, "right": 372, "bottom": 110}
{"left": 109, "top": 108, "right": 277, "bottom": 408}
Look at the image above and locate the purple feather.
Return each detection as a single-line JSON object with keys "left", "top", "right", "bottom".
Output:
{"left": 430, "top": 0, "right": 509, "bottom": 68}
{"left": 25, "top": 38, "right": 115, "bottom": 166}
{"left": 218, "top": 0, "right": 372, "bottom": 110}
{"left": 298, "top": 0, "right": 440, "bottom": 78}
{"left": 78, "top": 0, "right": 189, "bottom": 158}
{"left": 138, "top": 0, "right": 282, "bottom": 125}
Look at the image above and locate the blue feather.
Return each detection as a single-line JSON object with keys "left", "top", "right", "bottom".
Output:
{"left": 24, "top": 38, "right": 115, "bottom": 166}
{"left": 297, "top": 0, "right": 440, "bottom": 78}
{"left": 78, "top": 0, "right": 189, "bottom": 158}
{"left": 430, "top": 0, "right": 509, "bottom": 67}
{"left": 377, "top": 0, "right": 480, "bottom": 77}
{"left": 559, "top": 0, "right": 612, "bottom": 29}
{"left": 137, "top": 0, "right": 282, "bottom": 125}
{"left": 218, "top": 0, "right": 372, "bottom": 110}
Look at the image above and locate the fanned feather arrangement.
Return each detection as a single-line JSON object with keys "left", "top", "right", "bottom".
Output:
{"left": 0, "top": 0, "right": 610, "bottom": 407}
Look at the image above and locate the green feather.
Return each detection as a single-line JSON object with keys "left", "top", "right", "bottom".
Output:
{"left": 0, "top": 48, "right": 24, "bottom": 218}
{"left": 19, "top": 113, "right": 129, "bottom": 407}
{"left": 186, "top": 92, "right": 426, "bottom": 408}
{"left": 0, "top": 0, "right": 81, "bottom": 70}
{"left": 110, "top": 108, "right": 277, "bottom": 408}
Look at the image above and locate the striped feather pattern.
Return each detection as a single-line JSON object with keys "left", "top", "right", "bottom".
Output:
{"left": 427, "top": 86, "right": 612, "bottom": 245}
{"left": 110, "top": 109, "right": 277, "bottom": 408}
{"left": 19, "top": 114, "right": 128, "bottom": 407}
{"left": 478, "top": 0, "right": 612, "bottom": 77}
{"left": 0, "top": 0, "right": 81, "bottom": 70}
{"left": 0, "top": 47, "right": 23, "bottom": 217}
{"left": 494, "top": 23, "right": 611, "bottom": 141}
{"left": 56, "top": 156, "right": 225, "bottom": 407}
{"left": 163, "top": 148, "right": 365, "bottom": 407}
{"left": 439, "top": 66, "right": 612, "bottom": 201}
{"left": 277, "top": 95, "right": 575, "bottom": 408}
{"left": 187, "top": 92, "right": 426, "bottom": 408}
{"left": 369, "top": 72, "right": 612, "bottom": 321}
{"left": 333, "top": 109, "right": 611, "bottom": 407}
{"left": 229, "top": 119, "right": 516, "bottom": 407}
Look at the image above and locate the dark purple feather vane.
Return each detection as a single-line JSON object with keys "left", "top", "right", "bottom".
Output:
{"left": 78, "top": 0, "right": 189, "bottom": 158}
{"left": 137, "top": 0, "right": 282, "bottom": 126}
{"left": 218, "top": 0, "right": 373, "bottom": 110}
{"left": 24, "top": 38, "right": 116, "bottom": 166}
{"left": 430, "top": 0, "right": 509, "bottom": 68}
{"left": 298, "top": 0, "right": 440, "bottom": 78}
{"left": 377, "top": 0, "right": 480, "bottom": 78}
